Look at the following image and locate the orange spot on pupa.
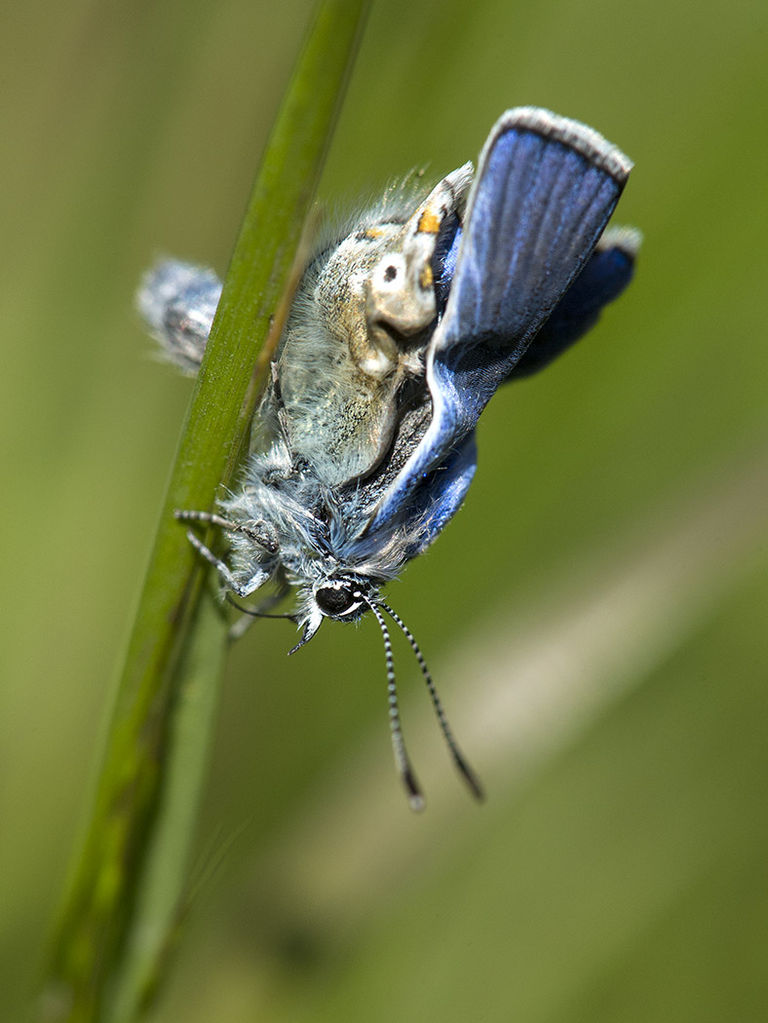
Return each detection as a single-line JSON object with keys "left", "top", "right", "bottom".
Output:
{"left": 417, "top": 208, "right": 441, "bottom": 234}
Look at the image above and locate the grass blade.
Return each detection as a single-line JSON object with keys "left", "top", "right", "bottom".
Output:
{"left": 41, "top": 2, "right": 371, "bottom": 1020}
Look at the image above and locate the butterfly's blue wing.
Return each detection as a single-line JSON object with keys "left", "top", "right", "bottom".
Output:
{"left": 509, "top": 226, "right": 639, "bottom": 379}
{"left": 436, "top": 225, "right": 639, "bottom": 380}
{"left": 367, "top": 107, "right": 632, "bottom": 537}
{"left": 400, "top": 431, "right": 478, "bottom": 559}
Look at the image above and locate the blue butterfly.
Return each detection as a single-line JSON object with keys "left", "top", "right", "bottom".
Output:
{"left": 138, "top": 107, "right": 638, "bottom": 809}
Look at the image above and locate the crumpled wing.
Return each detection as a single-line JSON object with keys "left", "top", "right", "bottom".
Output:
{"left": 367, "top": 106, "right": 632, "bottom": 537}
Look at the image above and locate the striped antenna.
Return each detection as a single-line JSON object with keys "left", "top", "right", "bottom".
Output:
{"left": 363, "top": 596, "right": 425, "bottom": 812}
{"left": 378, "top": 600, "right": 484, "bottom": 802}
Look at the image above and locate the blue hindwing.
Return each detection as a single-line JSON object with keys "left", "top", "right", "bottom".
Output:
{"left": 367, "top": 107, "right": 633, "bottom": 537}
{"left": 437, "top": 225, "right": 639, "bottom": 380}
{"left": 509, "top": 225, "right": 639, "bottom": 378}
{"left": 400, "top": 431, "right": 478, "bottom": 559}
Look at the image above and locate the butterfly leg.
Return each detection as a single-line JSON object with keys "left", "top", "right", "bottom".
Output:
{"left": 227, "top": 579, "right": 292, "bottom": 641}
{"left": 174, "top": 509, "right": 278, "bottom": 553}
{"left": 182, "top": 528, "right": 269, "bottom": 598}
{"left": 176, "top": 509, "right": 272, "bottom": 597}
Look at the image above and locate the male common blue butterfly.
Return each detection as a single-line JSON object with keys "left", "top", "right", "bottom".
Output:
{"left": 138, "top": 107, "right": 638, "bottom": 809}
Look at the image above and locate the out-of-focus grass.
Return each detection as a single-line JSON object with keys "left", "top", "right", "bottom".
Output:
{"left": 1, "top": 1, "right": 767, "bottom": 1021}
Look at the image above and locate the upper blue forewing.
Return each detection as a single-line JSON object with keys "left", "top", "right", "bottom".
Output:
{"left": 365, "top": 107, "right": 633, "bottom": 539}
{"left": 509, "top": 225, "right": 639, "bottom": 379}
{"left": 436, "top": 225, "right": 639, "bottom": 380}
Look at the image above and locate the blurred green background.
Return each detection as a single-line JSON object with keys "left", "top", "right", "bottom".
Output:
{"left": 3, "top": 0, "right": 768, "bottom": 1020}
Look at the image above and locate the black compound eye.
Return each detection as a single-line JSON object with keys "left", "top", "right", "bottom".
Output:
{"left": 315, "top": 585, "right": 356, "bottom": 617}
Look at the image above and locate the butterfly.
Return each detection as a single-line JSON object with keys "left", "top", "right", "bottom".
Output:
{"left": 138, "top": 107, "right": 638, "bottom": 809}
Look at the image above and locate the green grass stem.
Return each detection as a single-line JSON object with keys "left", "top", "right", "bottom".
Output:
{"left": 41, "top": 3, "right": 370, "bottom": 1020}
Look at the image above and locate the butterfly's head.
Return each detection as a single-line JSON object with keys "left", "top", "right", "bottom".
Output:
{"left": 291, "top": 572, "right": 379, "bottom": 652}
{"left": 314, "top": 575, "right": 373, "bottom": 620}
